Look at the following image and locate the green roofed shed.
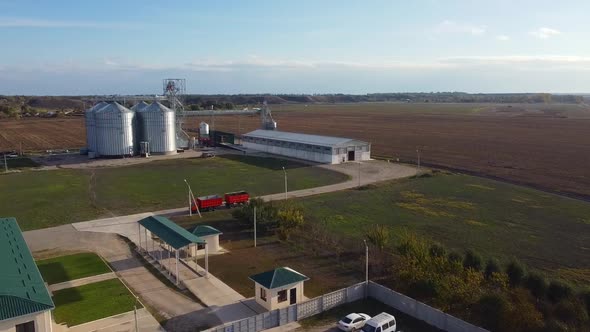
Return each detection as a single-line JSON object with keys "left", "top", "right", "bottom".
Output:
{"left": 138, "top": 215, "right": 205, "bottom": 250}
{"left": 190, "top": 225, "right": 222, "bottom": 237}
{"left": 249, "top": 267, "right": 309, "bottom": 289}
{"left": 0, "top": 217, "right": 54, "bottom": 321}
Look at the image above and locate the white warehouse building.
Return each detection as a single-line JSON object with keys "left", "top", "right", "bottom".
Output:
{"left": 242, "top": 129, "right": 371, "bottom": 164}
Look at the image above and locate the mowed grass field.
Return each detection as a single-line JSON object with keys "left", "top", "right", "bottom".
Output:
{"left": 296, "top": 172, "right": 590, "bottom": 286}
{"left": 0, "top": 155, "right": 348, "bottom": 230}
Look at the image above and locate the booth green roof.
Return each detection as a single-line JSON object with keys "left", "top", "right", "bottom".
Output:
{"left": 249, "top": 267, "right": 309, "bottom": 289}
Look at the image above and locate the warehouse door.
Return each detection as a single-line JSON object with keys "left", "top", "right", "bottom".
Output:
{"left": 348, "top": 150, "right": 355, "bottom": 161}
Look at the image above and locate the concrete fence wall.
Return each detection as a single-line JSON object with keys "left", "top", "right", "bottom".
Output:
{"left": 203, "top": 281, "right": 488, "bottom": 332}
{"left": 202, "top": 282, "right": 365, "bottom": 332}
{"left": 368, "top": 282, "right": 488, "bottom": 332}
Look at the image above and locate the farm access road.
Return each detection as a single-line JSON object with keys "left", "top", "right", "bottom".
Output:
{"left": 24, "top": 160, "right": 417, "bottom": 331}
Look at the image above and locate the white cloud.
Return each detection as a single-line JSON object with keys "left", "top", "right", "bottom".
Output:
{"left": 530, "top": 27, "right": 561, "bottom": 39}
{"left": 434, "top": 20, "right": 487, "bottom": 36}
{"left": 496, "top": 35, "right": 510, "bottom": 41}
{"left": 0, "top": 17, "right": 139, "bottom": 29}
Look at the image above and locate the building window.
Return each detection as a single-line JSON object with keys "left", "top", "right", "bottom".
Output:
{"left": 197, "top": 243, "right": 205, "bottom": 250}
{"left": 278, "top": 289, "right": 288, "bottom": 302}
{"left": 16, "top": 321, "right": 35, "bottom": 332}
{"left": 260, "top": 287, "right": 267, "bottom": 301}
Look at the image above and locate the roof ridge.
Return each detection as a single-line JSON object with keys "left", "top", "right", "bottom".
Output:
{"left": 0, "top": 293, "right": 54, "bottom": 308}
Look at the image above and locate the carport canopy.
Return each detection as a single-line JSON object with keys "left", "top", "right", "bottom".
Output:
{"left": 138, "top": 215, "right": 205, "bottom": 250}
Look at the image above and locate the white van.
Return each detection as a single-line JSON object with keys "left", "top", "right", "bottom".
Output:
{"left": 360, "top": 312, "right": 396, "bottom": 332}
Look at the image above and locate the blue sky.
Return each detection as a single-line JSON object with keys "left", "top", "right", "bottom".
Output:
{"left": 1, "top": 0, "right": 589, "bottom": 95}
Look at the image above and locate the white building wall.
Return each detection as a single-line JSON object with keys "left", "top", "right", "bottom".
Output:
{"left": 243, "top": 142, "right": 332, "bottom": 164}
{"left": 254, "top": 281, "right": 305, "bottom": 311}
{"left": 189, "top": 234, "right": 220, "bottom": 256}
{"left": 0, "top": 310, "right": 53, "bottom": 332}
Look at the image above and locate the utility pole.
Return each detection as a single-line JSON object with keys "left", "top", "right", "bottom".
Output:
{"left": 282, "top": 167, "right": 288, "bottom": 200}
{"left": 3, "top": 154, "right": 7, "bottom": 172}
{"left": 134, "top": 297, "right": 139, "bottom": 332}
{"left": 358, "top": 161, "right": 361, "bottom": 187}
{"left": 253, "top": 206, "right": 257, "bottom": 247}
{"left": 364, "top": 240, "right": 369, "bottom": 298}
{"left": 416, "top": 148, "right": 421, "bottom": 169}
{"left": 184, "top": 179, "right": 192, "bottom": 216}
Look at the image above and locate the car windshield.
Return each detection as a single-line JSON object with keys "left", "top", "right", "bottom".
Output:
{"left": 341, "top": 317, "right": 353, "bottom": 324}
{"left": 361, "top": 325, "right": 377, "bottom": 332}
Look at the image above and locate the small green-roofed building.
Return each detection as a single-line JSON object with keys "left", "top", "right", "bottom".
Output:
{"left": 249, "top": 267, "right": 309, "bottom": 311}
{"left": 0, "top": 217, "right": 54, "bottom": 331}
{"left": 188, "top": 225, "right": 223, "bottom": 255}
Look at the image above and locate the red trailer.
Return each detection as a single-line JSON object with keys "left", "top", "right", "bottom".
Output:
{"left": 192, "top": 194, "right": 224, "bottom": 212}
{"left": 224, "top": 191, "right": 250, "bottom": 207}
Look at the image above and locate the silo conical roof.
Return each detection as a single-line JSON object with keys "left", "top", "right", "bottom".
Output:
{"left": 140, "top": 102, "right": 174, "bottom": 113}
{"left": 131, "top": 101, "right": 150, "bottom": 112}
{"left": 96, "top": 102, "right": 133, "bottom": 114}
{"left": 86, "top": 101, "right": 108, "bottom": 113}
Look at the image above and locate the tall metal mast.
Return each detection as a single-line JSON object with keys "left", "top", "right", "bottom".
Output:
{"left": 163, "top": 79, "right": 189, "bottom": 148}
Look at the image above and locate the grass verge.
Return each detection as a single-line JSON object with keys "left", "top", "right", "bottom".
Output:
{"left": 52, "top": 278, "right": 141, "bottom": 327}
{"left": 36, "top": 252, "right": 111, "bottom": 284}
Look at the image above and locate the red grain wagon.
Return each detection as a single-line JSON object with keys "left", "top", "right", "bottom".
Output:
{"left": 224, "top": 191, "right": 250, "bottom": 207}
{"left": 192, "top": 194, "right": 224, "bottom": 212}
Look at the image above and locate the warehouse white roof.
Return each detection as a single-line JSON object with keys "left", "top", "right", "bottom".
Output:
{"left": 244, "top": 130, "right": 369, "bottom": 148}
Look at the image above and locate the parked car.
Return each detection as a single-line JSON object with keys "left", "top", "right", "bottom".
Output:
{"left": 338, "top": 313, "right": 371, "bottom": 331}
{"left": 360, "top": 313, "right": 396, "bottom": 332}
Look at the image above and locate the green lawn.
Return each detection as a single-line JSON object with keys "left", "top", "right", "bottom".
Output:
{"left": 0, "top": 154, "right": 348, "bottom": 230}
{"left": 297, "top": 172, "right": 590, "bottom": 285}
{"left": 52, "top": 279, "right": 140, "bottom": 327}
{"left": 36, "top": 252, "right": 111, "bottom": 284}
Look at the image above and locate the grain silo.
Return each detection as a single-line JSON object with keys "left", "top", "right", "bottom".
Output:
{"left": 85, "top": 101, "right": 107, "bottom": 154}
{"left": 136, "top": 102, "right": 176, "bottom": 155}
{"left": 94, "top": 102, "right": 135, "bottom": 157}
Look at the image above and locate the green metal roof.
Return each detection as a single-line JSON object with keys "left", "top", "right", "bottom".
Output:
{"left": 190, "top": 225, "right": 222, "bottom": 237}
{"left": 0, "top": 218, "right": 54, "bottom": 321}
{"left": 139, "top": 216, "right": 205, "bottom": 250}
{"left": 249, "top": 267, "right": 309, "bottom": 289}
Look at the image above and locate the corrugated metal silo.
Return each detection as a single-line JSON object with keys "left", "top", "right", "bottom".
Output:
{"left": 94, "top": 102, "right": 135, "bottom": 156}
{"left": 85, "top": 101, "right": 108, "bottom": 153}
{"left": 137, "top": 102, "right": 176, "bottom": 154}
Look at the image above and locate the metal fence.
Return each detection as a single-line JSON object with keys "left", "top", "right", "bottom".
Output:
{"left": 368, "top": 282, "right": 488, "bottom": 332}
{"left": 203, "top": 281, "right": 488, "bottom": 332}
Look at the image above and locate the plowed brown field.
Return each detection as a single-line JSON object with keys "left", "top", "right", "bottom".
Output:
{"left": 2, "top": 103, "right": 589, "bottom": 199}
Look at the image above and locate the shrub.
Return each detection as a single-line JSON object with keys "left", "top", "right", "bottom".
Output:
{"left": 581, "top": 289, "right": 590, "bottom": 317}
{"left": 463, "top": 249, "right": 483, "bottom": 271}
{"left": 553, "top": 299, "right": 589, "bottom": 326}
{"left": 499, "top": 289, "right": 544, "bottom": 332}
{"left": 484, "top": 258, "right": 501, "bottom": 279}
{"left": 476, "top": 294, "right": 509, "bottom": 331}
{"left": 506, "top": 260, "right": 526, "bottom": 287}
{"left": 448, "top": 250, "right": 463, "bottom": 264}
{"left": 548, "top": 281, "right": 573, "bottom": 303}
{"left": 408, "top": 279, "right": 438, "bottom": 299}
{"left": 542, "top": 319, "right": 570, "bottom": 332}
{"left": 429, "top": 243, "right": 446, "bottom": 258}
{"left": 525, "top": 272, "right": 548, "bottom": 299}
{"left": 366, "top": 224, "right": 391, "bottom": 251}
